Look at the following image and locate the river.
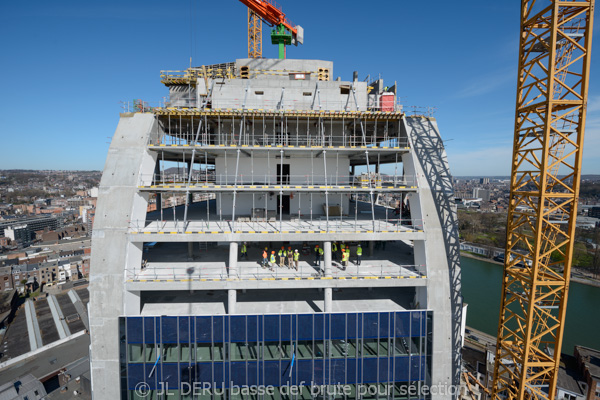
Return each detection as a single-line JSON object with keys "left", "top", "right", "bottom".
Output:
{"left": 460, "top": 255, "right": 600, "bottom": 354}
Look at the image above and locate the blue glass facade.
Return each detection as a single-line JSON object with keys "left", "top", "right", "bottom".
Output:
{"left": 120, "top": 311, "right": 432, "bottom": 399}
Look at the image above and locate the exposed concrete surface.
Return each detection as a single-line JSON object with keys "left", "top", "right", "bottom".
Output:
{"left": 24, "top": 300, "right": 42, "bottom": 351}
{"left": 68, "top": 289, "right": 89, "bottom": 330}
{"left": 47, "top": 294, "right": 71, "bottom": 339}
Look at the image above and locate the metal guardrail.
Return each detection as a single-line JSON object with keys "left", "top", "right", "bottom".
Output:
{"left": 128, "top": 218, "right": 425, "bottom": 234}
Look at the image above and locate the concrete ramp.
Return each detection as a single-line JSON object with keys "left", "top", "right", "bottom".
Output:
{"left": 24, "top": 300, "right": 42, "bottom": 351}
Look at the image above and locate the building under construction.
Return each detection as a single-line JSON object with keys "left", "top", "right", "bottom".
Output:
{"left": 89, "top": 57, "right": 463, "bottom": 399}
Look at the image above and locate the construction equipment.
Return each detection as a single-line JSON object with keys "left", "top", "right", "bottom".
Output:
{"left": 492, "top": 1, "right": 594, "bottom": 399}
{"left": 238, "top": 0, "right": 304, "bottom": 59}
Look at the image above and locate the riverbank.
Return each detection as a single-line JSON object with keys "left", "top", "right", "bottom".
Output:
{"left": 460, "top": 251, "right": 600, "bottom": 288}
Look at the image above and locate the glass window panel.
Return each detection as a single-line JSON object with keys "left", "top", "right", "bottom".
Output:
{"left": 196, "top": 317, "right": 211, "bottom": 343}
{"left": 394, "top": 312, "right": 410, "bottom": 338}
{"left": 196, "top": 362, "right": 212, "bottom": 382}
{"left": 231, "top": 362, "right": 247, "bottom": 385}
{"left": 363, "top": 339, "right": 378, "bottom": 357}
{"left": 280, "top": 341, "right": 292, "bottom": 359}
{"left": 379, "top": 339, "right": 390, "bottom": 357}
{"left": 394, "top": 356, "right": 410, "bottom": 381}
{"left": 411, "top": 312, "right": 422, "bottom": 338}
{"left": 411, "top": 337, "right": 423, "bottom": 355}
{"left": 231, "top": 316, "right": 246, "bottom": 342}
{"left": 313, "top": 314, "right": 325, "bottom": 340}
{"left": 163, "top": 344, "right": 179, "bottom": 362}
{"left": 346, "top": 358, "right": 357, "bottom": 383}
{"left": 299, "top": 386, "right": 313, "bottom": 400}
{"left": 264, "top": 342, "right": 280, "bottom": 360}
{"left": 330, "top": 359, "right": 346, "bottom": 383}
{"left": 162, "top": 363, "right": 179, "bottom": 386}
{"left": 330, "top": 339, "right": 350, "bottom": 358}
{"left": 180, "top": 343, "right": 191, "bottom": 362}
{"left": 247, "top": 361, "right": 258, "bottom": 386}
{"left": 127, "top": 317, "right": 143, "bottom": 343}
{"left": 331, "top": 314, "right": 346, "bottom": 339}
{"left": 363, "top": 313, "right": 379, "bottom": 339}
{"left": 298, "top": 314, "right": 313, "bottom": 340}
{"left": 411, "top": 356, "right": 424, "bottom": 381}
{"left": 213, "top": 316, "right": 224, "bottom": 342}
{"left": 129, "top": 390, "right": 157, "bottom": 400}
{"left": 378, "top": 357, "right": 389, "bottom": 382}
{"left": 196, "top": 343, "right": 212, "bottom": 361}
{"left": 314, "top": 341, "right": 325, "bottom": 359}
{"left": 127, "top": 363, "right": 145, "bottom": 389}
{"left": 161, "top": 317, "right": 178, "bottom": 343}
{"left": 281, "top": 314, "right": 291, "bottom": 341}
{"left": 179, "top": 317, "right": 190, "bottom": 343}
{"left": 264, "top": 315, "right": 280, "bottom": 341}
{"left": 247, "top": 315, "right": 258, "bottom": 342}
{"left": 362, "top": 358, "right": 378, "bottom": 383}
{"left": 346, "top": 313, "right": 357, "bottom": 340}
{"left": 145, "top": 344, "right": 159, "bottom": 362}
{"left": 313, "top": 359, "right": 325, "bottom": 385}
{"left": 297, "top": 359, "right": 313, "bottom": 383}
{"left": 394, "top": 337, "right": 409, "bottom": 355}
{"left": 264, "top": 361, "right": 280, "bottom": 386}
{"left": 213, "top": 343, "right": 225, "bottom": 361}
{"left": 231, "top": 342, "right": 258, "bottom": 361}
{"left": 128, "top": 344, "right": 143, "bottom": 363}
{"left": 296, "top": 340, "right": 314, "bottom": 360}
{"left": 379, "top": 312, "right": 390, "bottom": 339}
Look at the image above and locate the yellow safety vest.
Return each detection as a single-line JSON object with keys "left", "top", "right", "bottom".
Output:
{"left": 318, "top": 248, "right": 324, "bottom": 255}
{"left": 270, "top": 254, "right": 276, "bottom": 263}
{"left": 293, "top": 252, "right": 299, "bottom": 261}
{"left": 357, "top": 247, "right": 362, "bottom": 256}
{"left": 241, "top": 244, "right": 247, "bottom": 253}
{"left": 332, "top": 243, "right": 337, "bottom": 252}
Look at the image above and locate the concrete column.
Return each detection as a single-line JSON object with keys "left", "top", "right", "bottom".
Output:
{"left": 188, "top": 242, "right": 194, "bottom": 259}
{"left": 324, "top": 241, "right": 332, "bottom": 277}
{"left": 369, "top": 240, "right": 374, "bottom": 257}
{"left": 228, "top": 289, "right": 237, "bottom": 314}
{"left": 124, "top": 290, "right": 141, "bottom": 315}
{"left": 229, "top": 242, "right": 239, "bottom": 278}
{"left": 324, "top": 288, "right": 332, "bottom": 312}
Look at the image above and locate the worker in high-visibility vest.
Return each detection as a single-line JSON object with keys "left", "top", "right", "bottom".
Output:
{"left": 341, "top": 248, "right": 350, "bottom": 270}
{"left": 332, "top": 242, "right": 338, "bottom": 262}
{"left": 262, "top": 248, "right": 268, "bottom": 268}
{"left": 287, "top": 246, "right": 293, "bottom": 268}
{"left": 270, "top": 251, "right": 276, "bottom": 267}
{"left": 240, "top": 242, "right": 247, "bottom": 260}
{"left": 293, "top": 249, "right": 300, "bottom": 271}
{"left": 314, "top": 244, "right": 324, "bottom": 266}
{"left": 278, "top": 246, "right": 286, "bottom": 267}
{"left": 356, "top": 243, "right": 362, "bottom": 266}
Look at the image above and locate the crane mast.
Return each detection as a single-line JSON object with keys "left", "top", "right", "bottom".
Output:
{"left": 492, "top": 1, "right": 594, "bottom": 399}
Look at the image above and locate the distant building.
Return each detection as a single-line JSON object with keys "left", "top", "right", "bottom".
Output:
{"left": 574, "top": 346, "right": 600, "bottom": 400}
{"left": 0, "top": 215, "right": 58, "bottom": 244}
{"left": 590, "top": 207, "right": 600, "bottom": 219}
{"left": 472, "top": 187, "right": 491, "bottom": 202}
{"left": 480, "top": 178, "right": 490, "bottom": 184}
{"left": 0, "top": 373, "right": 47, "bottom": 399}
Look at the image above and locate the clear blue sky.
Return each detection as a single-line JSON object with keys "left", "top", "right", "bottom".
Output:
{"left": 0, "top": 0, "right": 598, "bottom": 176}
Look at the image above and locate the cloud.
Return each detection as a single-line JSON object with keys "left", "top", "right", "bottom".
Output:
{"left": 455, "top": 69, "right": 515, "bottom": 99}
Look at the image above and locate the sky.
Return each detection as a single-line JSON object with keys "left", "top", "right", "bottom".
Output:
{"left": 0, "top": 0, "right": 598, "bottom": 176}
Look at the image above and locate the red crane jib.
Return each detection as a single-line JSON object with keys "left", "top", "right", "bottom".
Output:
{"left": 238, "top": 0, "right": 297, "bottom": 35}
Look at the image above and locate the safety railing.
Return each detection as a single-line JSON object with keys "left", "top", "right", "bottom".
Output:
{"left": 139, "top": 173, "right": 416, "bottom": 188}
{"left": 128, "top": 218, "right": 425, "bottom": 234}
{"left": 126, "top": 263, "right": 427, "bottom": 281}
{"left": 151, "top": 132, "right": 409, "bottom": 149}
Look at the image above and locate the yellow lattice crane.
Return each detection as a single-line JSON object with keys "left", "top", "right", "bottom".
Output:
{"left": 492, "top": 1, "right": 594, "bottom": 399}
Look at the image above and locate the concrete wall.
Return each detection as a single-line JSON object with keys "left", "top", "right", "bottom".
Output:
{"left": 214, "top": 152, "right": 351, "bottom": 185}
{"left": 89, "top": 113, "right": 158, "bottom": 399}
{"left": 402, "top": 117, "right": 461, "bottom": 399}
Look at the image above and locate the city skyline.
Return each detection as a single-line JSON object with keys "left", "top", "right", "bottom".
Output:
{"left": 1, "top": 0, "right": 599, "bottom": 176}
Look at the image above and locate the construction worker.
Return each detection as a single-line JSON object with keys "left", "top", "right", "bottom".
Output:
{"left": 314, "top": 244, "right": 324, "bottom": 266}
{"left": 356, "top": 243, "right": 362, "bottom": 266}
{"left": 293, "top": 249, "right": 300, "bottom": 271}
{"left": 332, "top": 242, "right": 338, "bottom": 262}
{"left": 278, "top": 246, "right": 286, "bottom": 267}
{"left": 287, "top": 246, "right": 293, "bottom": 269}
{"left": 270, "top": 251, "right": 277, "bottom": 268}
{"left": 241, "top": 242, "right": 247, "bottom": 260}
{"left": 262, "top": 247, "right": 268, "bottom": 268}
{"left": 341, "top": 248, "right": 350, "bottom": 270}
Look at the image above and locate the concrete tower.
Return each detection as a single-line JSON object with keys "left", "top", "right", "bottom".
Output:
{"left": 89, "top": 58, "right": 462, "bottom": 399}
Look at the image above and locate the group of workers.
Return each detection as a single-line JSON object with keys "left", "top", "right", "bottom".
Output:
{"left": 241, "top": 242, "right": 364, "bottom": 271}
{"left": 317, "top": 242, "right": 362, "bottom": 270}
